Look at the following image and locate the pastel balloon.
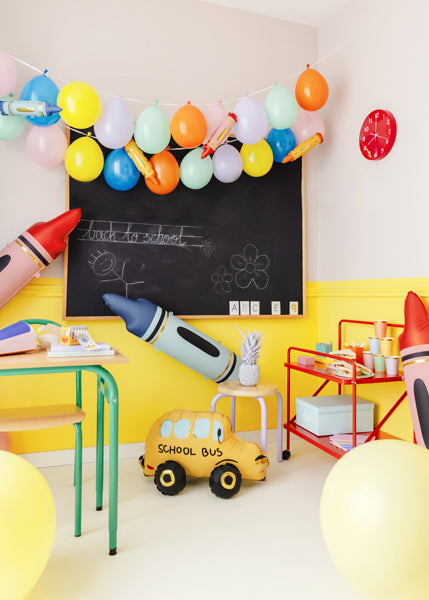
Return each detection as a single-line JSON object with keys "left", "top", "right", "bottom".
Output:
{"left": 233, "top": 96, "right": 268, "bottom": 145}
{"left": 94, "top": 97, "right": 134, "bottom": 149}
{"left": 65, "top": 135, "right": 104, "bottom": 182}
{"left": 0, "top": 450, "right": 56, "bottom": 600}
{"left": 57, "top": 81, "right": 101, "bottom": 129}
{"left": 26, "top": 123, "right": 67, "bottom": 167}
{"left": 103, "top": 148, "right": 140, "bottom": 191}
{"left": 171, "top": 102, "right": 207, "bottom": 148}
{"left": 146, "top": 149, "right": 180, "bottom": 195}
{"left": 266, "top": 128, "right": 297, "bottom": 163}
{"left": 20, "top": 73, "right": 60, "bottom": 127}
{"left": 180, "top": 147, "right": 213, "bottom": 190}
{"left": 0, "top": 51, "right": 17, "bottom": 96}
{"left": 213, "top": 144, "right": 242, "bottom": 183}
{"left": 134, "top": 103, "right": 170, "bottom": 154}
{"left": 202, "top": 102, "right": 227, "bottom": 143}
{"left": 321, "top": 440, "right": 429, "bottom": 600}
{"left": 240, "top": 140, "right": 273, "bottom": 177}
{"left": 295, "top": 66, "right": 329, "bottom": 111}
{"left": 0, "top": 96, "right": 25, "bottom": 141}
{"left": 264, "top": 84, "right": 298, "bottom": 130}
{"left": 291, "top": 110, "right": 325, "bottom": 144}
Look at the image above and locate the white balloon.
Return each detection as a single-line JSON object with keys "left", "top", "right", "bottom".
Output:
{"left": 94, "top": 97, "right": 134, "bottom": 149}
{"left": 233, "top": 96, "right": 268, "bottom": 145}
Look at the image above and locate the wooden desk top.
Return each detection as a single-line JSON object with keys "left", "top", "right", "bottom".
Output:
{"left": 0, "top": 348, "right": 129, "bottom": 370}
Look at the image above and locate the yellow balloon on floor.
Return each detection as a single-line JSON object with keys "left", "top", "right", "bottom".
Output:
{"left": 65, "top": 135, "right": 104, "bottom": 182}
{"left": 320, "top": 440, "right": 429, "bottom": 600}
{"left": 240, "top": 140, "right": 273, "bottom": 177}
{"left": 0, "top": 450, "right": 56, "bottom": 600}
{"left": 57, "top": 81, "right": 101, "bottom": 129}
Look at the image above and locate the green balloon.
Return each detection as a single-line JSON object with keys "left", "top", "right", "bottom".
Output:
{"left": 0, "top": 96, "right": 26, "bottom": 141}
{"left": 264, "top": 84, "right": 298, "bottom": 130}
{"left": 134, "top": 104, "right": 170, "bottom": 154}
{"left": 180, "top": 148, "right": 213, "bottom": 190}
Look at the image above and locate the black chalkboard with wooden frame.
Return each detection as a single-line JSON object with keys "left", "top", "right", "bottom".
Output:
{"left": 64, "top": 136, "right": 304, "bottom": 320}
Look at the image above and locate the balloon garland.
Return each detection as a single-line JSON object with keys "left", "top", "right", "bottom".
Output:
{"left": 0, "top": 51, "right": 329, "bottom": 194}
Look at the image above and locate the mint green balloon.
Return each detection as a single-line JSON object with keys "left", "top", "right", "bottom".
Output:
{"left": 0, "top": 96, "right": 25, "bottom": 141}
{"left": 134, "top": 104, "right": 170, "bottom": 154}
{"left": 264, "top": 84, "right": 298, "bottom": 130}
{"left": 180, "top": 147, "right": 213, "bottom": 190}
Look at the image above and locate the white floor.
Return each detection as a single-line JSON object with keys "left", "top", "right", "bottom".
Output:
{"left": 28, "top": 437, "right": 363, "bottom": 600}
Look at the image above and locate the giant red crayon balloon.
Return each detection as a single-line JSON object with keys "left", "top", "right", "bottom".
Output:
{"left": 0, "top": 208, "right": 81, "bottom": 309}
{"left": 399, "top": 291, "right": 429, "bottom": 447}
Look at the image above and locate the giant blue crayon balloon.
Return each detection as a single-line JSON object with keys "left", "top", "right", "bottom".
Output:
{"left": 103, "top": 294, "right": 241, "bottom": 383}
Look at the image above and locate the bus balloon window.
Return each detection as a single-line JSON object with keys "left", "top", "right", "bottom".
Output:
{"left": 160, "top": 419, "right": 173, "bottom": 438}
{"left": 194, "top": 418, "right": 210, "bottom": 439}
{"left": 174, "top": 418, "right": 190, "bottom": 439}
{"left": 213, "top": 420, "right": 224, "bottom": 442}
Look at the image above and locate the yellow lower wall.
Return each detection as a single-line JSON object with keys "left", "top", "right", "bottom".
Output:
{"left": 1, "top": 276, "right": 427, "bottom": 453}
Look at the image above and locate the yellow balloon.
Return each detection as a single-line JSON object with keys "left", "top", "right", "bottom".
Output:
{"left": 0, "top": 450, "right": 56, "bottom": 600}
{"left": 321, "top": 440, "right": 429, "bottom": 600}
{"left": 65, "top": 135, "right": 104, "bottom": 182}
{"left": 240, "top": 140, "right": 273, "bottom": 177}
{"left": 57, "top": 81, "right": 101, "bottom": 129}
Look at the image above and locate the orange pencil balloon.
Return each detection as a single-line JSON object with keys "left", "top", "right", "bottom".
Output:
{"left": 201, "top": 112, "right": 237, "bottom": 159}
{"left": 124, "top": 140, "right": 158, "bottom": 183}
{"left": 282, "top": 132, "right": 323, "bottom": 163}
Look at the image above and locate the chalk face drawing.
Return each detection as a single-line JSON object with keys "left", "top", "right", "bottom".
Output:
{"left": 88, "top": 250, "right": 145, "bottom": 298}
{"left": 230, "top": 244, "right": 270, "bottom": 290}
{"left": 76, "top": 219, "right": 214, "bottom": 253}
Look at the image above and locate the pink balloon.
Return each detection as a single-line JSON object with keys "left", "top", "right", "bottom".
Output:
{"left": 0, "top": 51, "right": 17, "bottom": 96}
{"left": 202, "top": 102, "right": 227, "bottom": 143}
{"left": 291, "top": 110, "right": 325, "bottom": 144}
{"left": 0, "top": 432, "right": 11, "bottom": 452}
{"left": 26, "top": 124, "right": 68, "bottom": 167}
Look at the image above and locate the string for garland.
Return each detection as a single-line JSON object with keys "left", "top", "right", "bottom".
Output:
{"left": 7, "top": 42, "right": 344, "bottom": 108}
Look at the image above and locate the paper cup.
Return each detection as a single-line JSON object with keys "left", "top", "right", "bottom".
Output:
{"left": 373, "top": 354, "right": 385, "bottom": 372}
{"left": 380, "top": 337, "right": 394, "bottom": 356}
{"left": 363, "top": 351, "right": 374, "bottom": 370}
{"left": 368, "top": 336, "right": 381, "bottom": 354}
{"left": 374, "top": 320, "right": 388, "bottom": 337}
{"left": 385, "top": 355, "right": 399, "bottom": 376}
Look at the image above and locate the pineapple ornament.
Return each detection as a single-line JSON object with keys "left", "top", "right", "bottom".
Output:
{"left": 237, "top": 328, "right": 263, "bottom": 386}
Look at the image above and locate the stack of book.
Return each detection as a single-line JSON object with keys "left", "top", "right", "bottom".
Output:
{"left": 47, "top": 342, "right": 114, "bottom": 358}
{"left": 329, "top": 433, "right": 371, "bottom": 452}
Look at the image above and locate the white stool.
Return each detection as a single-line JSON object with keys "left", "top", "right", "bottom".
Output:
{"left": 210, "top": 381, "right": 284, "bottom": 462}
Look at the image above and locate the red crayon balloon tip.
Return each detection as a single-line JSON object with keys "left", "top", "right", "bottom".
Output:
{"left": 27, "top": 208, "right": 82, "bottom": 259}
{"left": 398, "top": 291, "right": 429, "bottom": 349}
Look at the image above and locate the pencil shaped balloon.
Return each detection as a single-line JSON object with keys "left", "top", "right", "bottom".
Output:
{"left": 399, "top": 291, "right": 429, "bottom": 447}
{"left": 0, "top": 209, "right": 81, "bottom": 309}
{"left": 103, "top": 293, "right": 241, "bottom": 382}
{"left": 282, "top": 132, "right": 323, "bottom": 163}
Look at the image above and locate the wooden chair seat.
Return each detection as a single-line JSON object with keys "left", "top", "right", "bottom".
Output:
{"left": 0, "top": 404, "right": 85, "bottom": 431}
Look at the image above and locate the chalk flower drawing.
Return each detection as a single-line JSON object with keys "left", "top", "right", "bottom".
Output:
{"left": 211, "top": 265, "right": 233, "bottom": 294}
{"left": 230, "top": 244, "right": 270, "bottom": 290}
{"left": 200, "top": 238, "right": 216, "bottom": 257}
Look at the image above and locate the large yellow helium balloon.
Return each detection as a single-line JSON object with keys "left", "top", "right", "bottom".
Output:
{"left": 0, "top": 450, "right": 56, "bottom": 600}
{"left": 57, "top": 81, "right": 101, "bottom": 128}
{"left": 240, "top": 140, "right": 273, "bottom": 177}
{"left": 320, "top": 440, "right": 429, "bottom": 600}
{"left": 65, "top": 135, "right": 104, "bottom": 182}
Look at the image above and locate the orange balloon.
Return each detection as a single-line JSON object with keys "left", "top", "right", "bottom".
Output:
{"left": 170, "top": 102, "right": 207, "bottom": 148}
{"left": 295, "top": 66, "right": 329, "bottom": 111}
{"left": 145, "top": 150, "right": 180, "bottom": 195}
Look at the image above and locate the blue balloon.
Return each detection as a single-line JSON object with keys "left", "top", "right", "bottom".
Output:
{"left": 103, "top": 148, "right": 141, "bottom": 191}
{"left": 19, "top": 73, "right": 60, "bottom": 127}
{"left": 266, "top": 128, "right": 297, "bottom": 163}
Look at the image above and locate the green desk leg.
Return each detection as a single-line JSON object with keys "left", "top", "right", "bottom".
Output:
{"left": 96, "top": 373, "right": 105, "bottom": 511}
{"left": 73, "top": 421, "right": 82, "bottom": 537}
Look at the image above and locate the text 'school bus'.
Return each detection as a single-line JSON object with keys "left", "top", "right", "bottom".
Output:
{"left": 140, "top": 409, "right": 269, "bottom": 499}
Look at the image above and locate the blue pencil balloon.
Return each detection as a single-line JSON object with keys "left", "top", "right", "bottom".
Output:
{"left": 103, "top": 294, "right": 241, "bottom": 383}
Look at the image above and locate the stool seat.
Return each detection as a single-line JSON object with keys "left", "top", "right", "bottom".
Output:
{"left": 0, "top": 404, "right": 86, "bottom": 432}
{"left": 217, "top": 381, "right": 279, "bottom": 398}
{"left": 211, "top": 380, "right": 284, "bottom": 462}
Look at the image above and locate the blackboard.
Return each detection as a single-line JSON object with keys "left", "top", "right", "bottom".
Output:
{"left": 64, "top": 138, "right": 303, "bottom": 319}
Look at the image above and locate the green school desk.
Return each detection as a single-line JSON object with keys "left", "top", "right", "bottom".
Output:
{"left": 0, "top": 347, "right": 128, "bottom": 555}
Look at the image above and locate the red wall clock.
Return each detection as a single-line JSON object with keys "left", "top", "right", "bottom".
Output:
{"left": 359, "top": 109, "right": 397, "bottom": 160}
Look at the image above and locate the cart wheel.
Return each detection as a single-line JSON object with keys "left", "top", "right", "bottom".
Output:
{"left": 282, "top": 449, "right": 291, "bottom": 460}
{"left": 154, "top": 461, "right": 186, "bottom": 496}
